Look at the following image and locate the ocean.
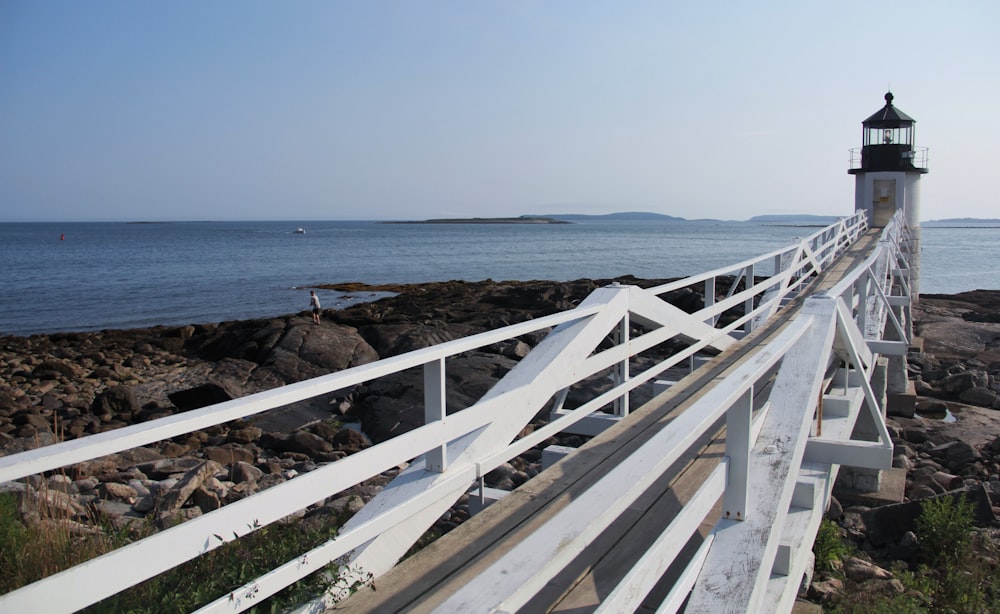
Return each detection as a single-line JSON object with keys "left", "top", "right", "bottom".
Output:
{"left": 0, "top": 220, "right": 996, "bottom": 337}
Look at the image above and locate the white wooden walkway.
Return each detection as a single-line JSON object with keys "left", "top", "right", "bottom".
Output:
{"left": 331, "top": 226, "right": 899, "bottom": 613}
{"left": 0, "top": 211, "right": 914, "bottom": 613}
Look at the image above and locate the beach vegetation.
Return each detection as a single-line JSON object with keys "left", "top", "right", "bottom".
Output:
{"left": 812, "top": 519, "right": 850, "bottom": 573}
{"left": 0, "top": 488, "right": 370, "bottom": 613}
{"left": 824, "top": 494, "right": 999, "bottom": 614}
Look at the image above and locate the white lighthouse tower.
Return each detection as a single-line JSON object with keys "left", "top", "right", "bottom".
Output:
{"left": 848, "top": 92, "right": 929, "bottom": 297}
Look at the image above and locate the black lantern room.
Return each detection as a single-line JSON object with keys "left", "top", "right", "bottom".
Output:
{"left": 848, "top": 92, "right": 928, "bottom": 175}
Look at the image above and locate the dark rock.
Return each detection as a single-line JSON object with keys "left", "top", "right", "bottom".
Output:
{"left": 311, "top": 421, "right": 339, "bottom": 442}
{"left": 12, "top": 410, "right": 50, "bottom": 430}
{"left": 90, "top": 386, "right": 140, "bottom": 420}
{"left": 959, "top": 386, "right": 998, "bottom": 408}
{"left": 986, "top": 436, "right": 1000, "bottom": 456}
{"left": 331, "top": 427, "right": 369, "bottom": 452}
{"left": 230, "top": 461, "right": 264, "bottom": 484}
{"left": 357, "top": 323, "right": 478, "bottom": 358}
{"left": 168, "top": 380, "right": 243, "bottom": 412}
{"left": 808, "top": 578, "right": 844, "bottom": 603}
{"left": 260, "top": 323, "right": 380, "bottom": 381}
{"left": 358, "top": 351, "right": 517, "bottom": 443}
{"left": 262, "top": 431, "right": 334, "bottom": 458}
{"left": 226, "top": 426, "right": 263, "bottom": 445}
{"left": 34, "top": 358, "right": 82, "bottom": 379}
{"left": 202, "top": 445, "right": 256, "bottom": 465}
{"left": 931, "top": 471, "right": 963, "bottom": 490}
{"left": 825, "top": 496, "right": 844, "bottom": 521}
{"left": 929, "top": 440, "right": 979, "bottom": 471}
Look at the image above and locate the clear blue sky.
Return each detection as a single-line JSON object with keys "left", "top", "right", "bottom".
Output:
{"left": 1, "top": 1, "right": 996, "bottom": 222}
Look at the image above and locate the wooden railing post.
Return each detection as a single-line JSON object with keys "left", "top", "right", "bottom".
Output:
{"left": 744, "top": 264, "right": 756, "bottom": 334}
{"left": 424, "top": 357, "right": 447, "bottom": 472}
{"left": 704, "top": 277, "right": 716, "bottom": 326}
{"left": 723, "top": 387, "right": 753, "bottom": 521}
{"left": 613, "top": 314, "right": 630, "bottom": 417}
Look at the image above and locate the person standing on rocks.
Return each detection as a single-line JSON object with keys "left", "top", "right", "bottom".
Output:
{"left": 309, "top": 290, "right": 321, "bottom": 325}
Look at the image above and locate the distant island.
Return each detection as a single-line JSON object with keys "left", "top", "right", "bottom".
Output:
{"left": 383, "top": 212, "right": 688, "bottom": 224}
{"left": 924, "top": 218, "right": 1000, "bottom": 227}
{"left": 537, "top": 211, "right": 686, "bottom": 222}
{"left": 382, "top": 216, "right": 570, "bottom": 225}
{"left": 748, "top": 214, "right": 841, "bottom": 225}
{"left": 375, "top": 212, "right": 1000, "bottom": 227}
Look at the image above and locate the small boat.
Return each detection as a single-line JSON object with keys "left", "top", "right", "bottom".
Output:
{"left": 294, "top": 227, "right": 305, "bottom": 234}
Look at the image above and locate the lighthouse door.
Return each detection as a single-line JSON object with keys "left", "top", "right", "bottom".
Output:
{"left": 872, "top": 179, "right": 896, "bottom": 227}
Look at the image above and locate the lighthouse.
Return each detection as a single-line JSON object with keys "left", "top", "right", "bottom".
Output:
{"left": 848, "top": 91, "right": 929, "bottom": 296}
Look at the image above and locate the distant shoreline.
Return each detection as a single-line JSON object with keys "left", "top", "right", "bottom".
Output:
{"left": 381, "top": 217, "right": 570, "bottom": 225}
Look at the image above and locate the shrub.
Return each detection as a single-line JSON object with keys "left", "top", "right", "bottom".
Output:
{"left": 813, "top": 519, "right": 850, "bottom": 573}
{"left": 914, "top": 494, "right": 973, "bottom": 567}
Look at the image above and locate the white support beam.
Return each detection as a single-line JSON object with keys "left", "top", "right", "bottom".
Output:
{"left": 803, "top": 439, "right": 893, "bottom": 470}
{"left": 625, "top": 285, "right": 736, "bottom": 352}
{"left": 550, "top": 410, "right": 622, "bottom": 436}
{"left": 867, "top": 340, "right": 908, "bottom": 356}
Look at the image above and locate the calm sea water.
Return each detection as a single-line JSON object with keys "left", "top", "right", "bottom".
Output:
{"left": 0, "top": 220, "right": 996, "bottom": 337}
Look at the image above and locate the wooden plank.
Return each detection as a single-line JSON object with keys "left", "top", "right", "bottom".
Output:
{"left": 592, "top": 465, "right": 727, "bottom": 613}
{"left": 546, "top": 433, "right": 728, "bottom": 612}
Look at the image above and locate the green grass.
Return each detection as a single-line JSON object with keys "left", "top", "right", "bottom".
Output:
{"left": 0, "top": 491, "right": 134, "bottom": 594}
{"left": 83, "top": 520, "right": 353, "bottom": 614}
{"left": 0, "top": 491, "right": 370, "bottom": 613}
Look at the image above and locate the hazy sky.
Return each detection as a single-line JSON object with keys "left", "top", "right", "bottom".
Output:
{"left": 1, "top": 2, "right": 996, "bottom": 222}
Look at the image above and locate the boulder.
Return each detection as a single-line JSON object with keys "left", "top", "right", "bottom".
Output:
{"left": 202, "top": 445, "right": 256, "bottom": 465}
{"left": 231, "top": 461, "right": 264, "bottom": 484}
{"left": 357, "top": 323, "right": 478, "bottom": 358}
{"left": 167, "top": 380, "right": 242, "bottom": 411}
{"left": 358, "top": 351, "right": 517, "bottom": 443}
{"left": 959, "top": 386, "right": 999, "bottom": 408}
{"left": 929, "top": 440, "right": 979, "bottom": 471}
{"left": 331, "top": 427, "right": 369, "bottom": 453}
{"left": 155, "top": 460, "right": 223, "bottom": 512}
{"left": 861, "top": 485, "right": 996, "bottom": 546}
{"left": 91, "top": 386, "right": 140, "bottom": 421}
{"left": 259, "top": 324, "right": 380, "bottom": 382}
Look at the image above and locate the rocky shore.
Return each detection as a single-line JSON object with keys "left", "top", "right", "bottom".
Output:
{"left": 2, "top": 280, "right": 1000, "bottom": 606}
{"left": 0, "top": 277, "right": 685, "bottom": 534}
